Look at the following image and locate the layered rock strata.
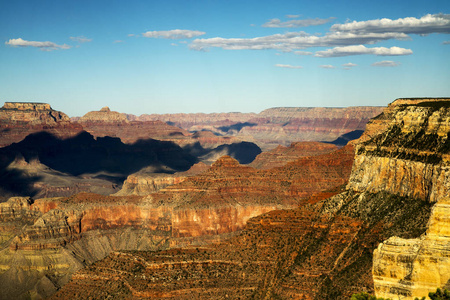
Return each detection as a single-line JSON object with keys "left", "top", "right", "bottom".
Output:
{"left": 138, "top": 106, "right": 384, "bottom": 150}
{"left": 0, "top": 102, "right": 83, "bottom": 147}
{"left": 249, "top": 141, "right": 338, "bottom": 169}
{"left": 76, "top": 107, "right": 244, "bottom": 148}
{"left": 0, "top": 147, "right": 354, "bottom": 299}
{"left": 52, "top": 98, "right": 450, "bottom": 299}
{"left": 373, "top": 197, "right": 450, "bottom": 299}
{"left": 347, "top": 98, "right": 450, "bottom": 202}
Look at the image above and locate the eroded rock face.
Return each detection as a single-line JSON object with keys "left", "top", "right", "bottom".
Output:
{"left": 115, "top": 162, "right": 210, "bottom": 196}
{"left": 373, "top": 197, "right": 450, "bottom": 300}
{"left": 0, "top": 102, "right": 83, "bottom": 147}
{"left": 347, "top": 98, "right": 450, "bottom": 202}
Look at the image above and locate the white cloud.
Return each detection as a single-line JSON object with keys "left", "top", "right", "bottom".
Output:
{"left": 320, "top": 65, "right": 335, "bottom": 69}
{"left": 275, "top": 64, "right": 303, "bottom": 69}
{"left": 5, "top": 38, "right": 71, "bottom": 51}
{"left": 262, "top": 17, "right": 335, "bottom": 28}
{"left": 70, "top": 36, "right": 92, "bottom": 43}
{"left": 114, "top": 40, "right": 124, "bottom": 43}
{"left": 371, "top": 60, "right": 400, "bottom": 67}
{"left": 331, "top": 14, "right": 450, "bottom": 35}
{"left": 443, "top": 40, "right": 450, "bottom": 45}
{"left": 343, "top": 62, "right": 357, "bottom": 67}
{"left": 294, "top": 51, "right": 313, "bottom": 55}
{"left": 315, "top": 45, "right": 412, "bottom": 57}
{"left": 142, "top": 29, "right": 206, "bottom": 39}
{"left": 189, "top": 31, "right": 408, "bottom": 51}
{"left": 286, "top": 15, "right": 300, "bottom": 19}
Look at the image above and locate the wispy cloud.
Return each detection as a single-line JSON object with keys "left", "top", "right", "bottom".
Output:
{"left": 320, "top": 65, "right": 335, "bottom": 69}
{"left": 275, "top": 64, "right": 303, "bottom": 69}
{"left": 189, "top": 31, "right": 408, "bottom": 51}
{"left": 114, "top": 40, "right": 124, "bottom": 43}
{"left": 286, "top": 15, "right": 300, "bottom": 19}
{"left": 70, "top": 36, "right": 92, "bottom": 43}
{"left": 342, "top": 62, "right": 357, "bottom": 70}
{"left": 315, "top": 45, "right": 412, "bottom": 57}
{"left": 443, "top": 40, "right": 450, "bottom": 45}
{"left": 331, "top": 14, "right": 450, "bottom": 35}
{"left": 263, "top": 17, "right": 335, "bottom": 28}
{"left": 142, "top": 29, "right": 206, "bottom": 39}
{"left": 5, "top": 38, "right": 71, "bottom": 51}
{"left": 371, "top": 60, "right": 400, "bottom": 67}
{"left": 294, "top": 51, "right": 313, "bottom": 55}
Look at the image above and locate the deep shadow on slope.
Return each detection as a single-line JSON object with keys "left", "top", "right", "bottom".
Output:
{"left": 0, "top": 131, "right": 198, "bottom": 198}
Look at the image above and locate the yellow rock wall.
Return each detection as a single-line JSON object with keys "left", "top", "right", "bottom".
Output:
{"left": 373, "top": 197, "right": 450, "bottom": 299}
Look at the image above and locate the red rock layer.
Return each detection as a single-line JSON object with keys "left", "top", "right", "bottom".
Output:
{"left": 249, "top": 141, "right": 338, "bottom": 169}
{"left": 0, "top": 102, "right": 83, "bottom": 147}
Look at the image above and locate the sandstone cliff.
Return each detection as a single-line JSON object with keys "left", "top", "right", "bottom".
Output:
{"left": 0, "top": 102, "right": 83, "bottom": 147}
{"left": 347, "top": 98, "right": 450, "bottom": 203}
{"left": 373, "top": 197, "right": 450, "bottom": 300}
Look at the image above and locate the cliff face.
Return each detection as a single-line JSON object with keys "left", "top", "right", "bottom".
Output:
{"left": 373, "top": 197, "right": 450, "bottom": 300}
{"left": 0, "top": 102, "right": 83, "bottom": 147}
{"left": 347, "top": 99, "right": 450, "bottom": 203}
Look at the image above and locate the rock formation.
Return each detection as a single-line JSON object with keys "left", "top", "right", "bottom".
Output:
{"left": 115, "top": 162, "right": 210, "bottom": 196}
{"left": 0, "top": 102, "right": 83, "bottom": 147}
{"left": 249, "top": 141, "right": 338, "bottom": 169}
{"left": 373, "top": 197, "right": 450, "bottom": 300}
{"left": 138, "top": 106, "right": 384, "bottom": 150}
{"left": 50, "top": 98, "right": 450, "bottom": 300}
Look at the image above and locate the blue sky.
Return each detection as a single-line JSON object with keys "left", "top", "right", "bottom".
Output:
{"left": 0, "top": 0, "right": 449, "bottom": 117}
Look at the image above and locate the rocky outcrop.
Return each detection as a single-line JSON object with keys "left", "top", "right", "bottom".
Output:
{"left": 115, "top": 162, "right": 210, "bottom": 196}
{"left": 347, "top": 98, "right": 450, "bottom": 202}
{"left": 0, "top": 102, "right": 83, "bottom": 147}
{"left": 373, "top": 197, "right": 450, "bottom": 300}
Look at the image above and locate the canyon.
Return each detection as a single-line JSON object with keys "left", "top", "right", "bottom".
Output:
{"left": 74, "top": 106, "right": 383, "bottom": 151}
{"left": 49, "top": 98, "right": 450, "bottom": 300}
{"left": 0, "top": 144, "right": 355, "bottom": 299}
{"left": 1, "top": 99, "right": 449, "bottom": 299}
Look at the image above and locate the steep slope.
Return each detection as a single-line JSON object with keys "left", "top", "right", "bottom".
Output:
{"left": 51, "top": 98, "right": 449, "bottom": 300}
{"left": 0, "top": 102, "right": 83, "bottom": 147}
